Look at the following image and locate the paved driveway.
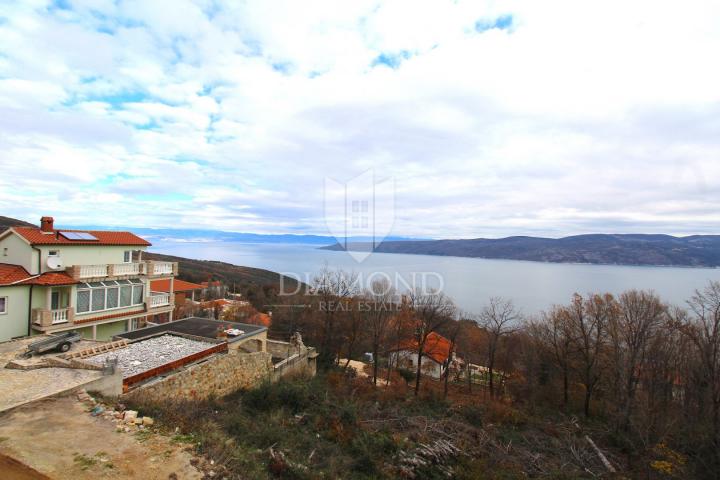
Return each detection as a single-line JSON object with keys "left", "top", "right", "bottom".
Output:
{"left": 0, "top": 337, "right": 103, "bottom": 413}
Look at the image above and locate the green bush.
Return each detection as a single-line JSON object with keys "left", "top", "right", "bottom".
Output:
{"left": 242, "top": 379, "right": 314, "bottom": 414}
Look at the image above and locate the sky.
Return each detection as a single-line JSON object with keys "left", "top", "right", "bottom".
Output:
{"left": 0, "top": 0, "right": 719, "bottom": 239}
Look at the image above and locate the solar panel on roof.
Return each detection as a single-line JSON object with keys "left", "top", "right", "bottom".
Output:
{"left": 60, "top": 231, "right": 98, "bottom": 241}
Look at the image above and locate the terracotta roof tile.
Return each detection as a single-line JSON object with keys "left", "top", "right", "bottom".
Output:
{"left": 151, "top": 279, "right": 204, "bottom": 293}
{"left": 21, "top": 272, "right": 77, "bottom": 286}
{"left": 393, "top": 332, "right": 452, "bottom": 365}
{"left": 0, "top": 263, "right": 32, "bottom": 285}
{"left": 12, "top": 227, "right": 151, "bottom": 246}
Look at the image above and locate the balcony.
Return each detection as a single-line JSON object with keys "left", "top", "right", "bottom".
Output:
{"left": 33, "top": 307, "right": 74, "bottom": 327}
{"left": 148, "top": 292, "right": 171, "bottom": 308}
{"left": 66, "top": 261, "right": 177, "bottom": 280}
{"left": 145, "top": 261, "right": 177, "bottom": 276}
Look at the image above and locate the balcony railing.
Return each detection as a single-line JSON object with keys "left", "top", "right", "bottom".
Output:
{"left": 66, "top": 261, "right": 177, "bottom": 280}
{"left": 52, "top": 308, "right": 69, "bottom": 324}
{"left": 111, "top": 263, "right": 144, "bottom": 276}
{"left": 78, "top": 264, "right": 108, "bottom": 279}
{"left": 146, "top": 261, "right": 176, "bottom": 276}
{"left": 33, "top": 307, "right": 74, "bottom": 327}
{"left": 148, "top": 292, "right": 171, "bottom": 308}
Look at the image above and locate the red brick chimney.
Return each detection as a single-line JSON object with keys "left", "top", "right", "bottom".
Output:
{"left": 40, "top": 216, "right": 54, "bottom": 233}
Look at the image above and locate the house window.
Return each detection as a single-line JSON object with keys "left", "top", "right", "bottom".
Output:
{"left": 123, "top": 250, "right": 132, "bottom": 263}
{"left": 77, "top": 290, "right": 90, "bottom": 313}
{"left": 48, "top": 250, "right": 59, "bottom": 257}
{"left": 2, "top": 247, "right": 7, "bottom": 257}
{"left": 120, "top": 285, "right": 132, "bottom": 307}
{"left": 76, "top": 279, "right": 145, "bottom": 315}
{"left": 0, "top": 297, "right": 6, "bottom": 314}
{"left": 132, "top": 284, "right": 144, "bottom": 305}
{"left": 106, "top": 287, "right": 119, "bottom": 309}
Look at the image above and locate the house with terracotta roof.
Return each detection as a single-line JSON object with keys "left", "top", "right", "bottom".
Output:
{"left": 150, "top": 278, "right": 204, "bottom": 304}
{"left": 0, "top": 216, "right": 178, "bottom": 342}
{"left": 388, "top": 332, "right": 457, "bottom": 379}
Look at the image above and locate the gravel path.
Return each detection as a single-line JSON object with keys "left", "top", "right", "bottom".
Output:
{"left": 86, "top": 335, "right": 214, "bottom": 377}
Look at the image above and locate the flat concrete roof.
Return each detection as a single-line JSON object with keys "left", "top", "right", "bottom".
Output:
{"left": 86, "top": 334, "right": 216, "bottom": 377}
{"left": 115, "top": 317, "right": 267, "bottom": 344}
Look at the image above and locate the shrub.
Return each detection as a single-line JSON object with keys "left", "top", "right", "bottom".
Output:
{"left": 243, "top": 379, "right": 314, "bottom": 414}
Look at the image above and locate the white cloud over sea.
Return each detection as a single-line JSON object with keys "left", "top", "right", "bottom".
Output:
{"left": 1, "top": 0, "right": 719, "bottom": 237}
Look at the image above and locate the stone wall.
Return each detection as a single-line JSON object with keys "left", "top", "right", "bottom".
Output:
{"left": 124, "top": 350, "right": 272, "bottom": 403}
{"left": 272, "top": 347, "right": 317, "bottom": 380}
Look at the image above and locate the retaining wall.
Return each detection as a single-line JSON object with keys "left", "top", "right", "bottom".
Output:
{"left": 124, "top": 350, "right": 273, "bottom": 403}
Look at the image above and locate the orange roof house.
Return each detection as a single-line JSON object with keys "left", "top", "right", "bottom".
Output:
{"left": 392, "top": 331, "right": 453, "bottom": 365}
{"left": 12, "top": 226, "right": 150, "bottom": 246}
{"left": 150, "top": 279, "right": 204, "bottom": 293}
{"left": 0, "top": 264, "right": 32, "bottom": 285}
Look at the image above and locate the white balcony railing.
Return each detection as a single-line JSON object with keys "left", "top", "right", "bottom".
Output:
{"left": 51, "top": 308, "right": 70, "bottom": 324}
{"left": 78, "top": 264, "right": 108, "bottom": 279}
{"left": 149, "top": 292, "right": 171, "bottom": 308}
{"left": 113, "top": 263, "right": 143, "bottom": 276}
{"left": 70, "top": 261, "right": 176, "bottom": 280}
{"left": 150, "top": 262, "right": 174, "bottom": 275}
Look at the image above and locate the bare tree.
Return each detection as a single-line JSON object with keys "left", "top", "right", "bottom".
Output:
{"left": 364, "top": 278, "right": 397, "bottom": 385}
{"left": 611, "top": 290, "right": 666, "bottom": 432}
{"left": 477, "top": 297, "right": 520, "bottom": 398}
{"left": 409, "top": 289, "right": 456, "bottom": 396}
{"left": 571, "top": 293, "right": 615, "bottom": 417}
{"left": 679, "top": 281, "right": 720, "bottom": 468}
{"left": 311, "top": 265, "right": 360, "bottom": 368}
{"left": 442, "top": 320, "right": 462, "bottom": 399}
{"left": 530, "top": 306, "right": 573, "bottom": 408}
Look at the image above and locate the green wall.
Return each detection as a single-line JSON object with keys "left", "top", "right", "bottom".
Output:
{"left": 0, "top": 285, "right": 30, "bottom": 342}
{"left": 95, "top": 320, "right": 127, "bottom": 341}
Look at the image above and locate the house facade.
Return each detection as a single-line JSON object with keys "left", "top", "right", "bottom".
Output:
{"left": 0, "top": 216, "right": 177, "bottom": 342}
{"left": 388, "top": 331, "right": 456, "bottom": 379}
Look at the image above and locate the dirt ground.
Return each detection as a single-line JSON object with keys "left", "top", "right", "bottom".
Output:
{"left": 0, "top": 452, "right": 51, "bottom": 480}
{"left": 0, "top": 396, "right": 202, "bottom": 479}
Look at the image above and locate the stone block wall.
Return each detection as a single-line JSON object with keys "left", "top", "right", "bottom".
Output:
{"left": 272, "top": 347, "right": 317, "bottom": 380}
{"left": 124, "top": 350, "right": 273, "bottom": 403}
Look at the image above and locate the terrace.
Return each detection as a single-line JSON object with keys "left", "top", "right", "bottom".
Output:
{"left": 66, "top": 261, "right": 178, "bottom": 281}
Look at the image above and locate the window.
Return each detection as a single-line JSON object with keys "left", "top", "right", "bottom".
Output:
{"left": 120, "top": 286, "right": 132, "bottom": 307}
{"left": 77, "top": 290, "right": 90, "bottom": 313}
{"left": 2, "top": 247, "right": 7, "bottom": 257}
{"left": 106, "top": 287, "right": 119, "bottom": 309}
{"left": 48, "top": 250, "right": 59, "bottom": 257}
{"left": 76, "top": 278, "right": 145, "bottom": 314}
{"left": 91, "top": 288, "right": 105, "bottom": 311}
{"left": 123, "top": 250, "right": 132, "bottom": 263}
{"left": 132, "top": 285, "right": 144, "bottom": 305}
{"left": 0, "top": 297, "right": 6, "bottom": 314}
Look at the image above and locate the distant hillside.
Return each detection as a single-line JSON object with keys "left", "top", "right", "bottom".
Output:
{"left": 322, "top": 234, "right": 720, "bottom": 267}
{"left": 0, "top": 215, "right": 34, "bottom": 232}
{"left": 144, "top": 252, "right": 303, "bottom": 290}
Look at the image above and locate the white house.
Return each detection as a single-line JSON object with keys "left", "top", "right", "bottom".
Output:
{"left": 0, "top": 216, "right": 177, "bottom": 342}
{"left": 388, "top": 332, "right": 456, "bottom": 379}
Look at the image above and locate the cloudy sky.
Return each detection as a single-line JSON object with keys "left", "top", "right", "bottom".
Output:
{"left": 1, "top": 0, "right": 719, "bottom": 238}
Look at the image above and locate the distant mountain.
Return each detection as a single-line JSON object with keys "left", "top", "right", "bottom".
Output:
{"left": 0, "top": 215, "right": 34, "bottom": 232}
{"left": 321, "top": 234, "right": 720, "bottom": 267}
{"left": 0, "top": 216, "right": 419, "bottom": 244}
{"left": 144, "top": 252, "right": 304, "bottom": 290}
{"left": 71, "top": 226, "right": 419, "bottom": 245}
